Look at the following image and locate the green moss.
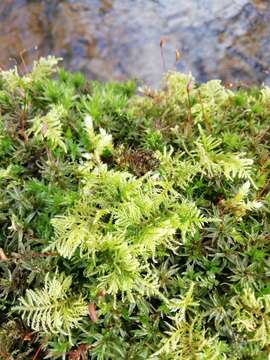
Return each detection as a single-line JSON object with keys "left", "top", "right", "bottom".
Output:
{"left": 0, "top": 57, "right": 269, "bottom": 359}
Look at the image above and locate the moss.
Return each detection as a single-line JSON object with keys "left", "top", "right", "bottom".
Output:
{"left": 0, "top": 57, "right": 269, "bottom": 359}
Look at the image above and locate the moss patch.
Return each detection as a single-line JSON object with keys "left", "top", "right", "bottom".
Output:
{"left": 0, "top": 58, "right": 270, "bottom": 359}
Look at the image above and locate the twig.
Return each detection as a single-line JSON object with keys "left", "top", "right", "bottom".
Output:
{"left": 32, "top": 336, "right": 48, "bottom": 360}
{"left": 8, "top": 251, "right": 58, "bottom": 263}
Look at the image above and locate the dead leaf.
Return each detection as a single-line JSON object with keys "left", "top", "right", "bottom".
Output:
{"left": 88, "top": 303, "right": 98, "bottom": 323}
{"left": 0, "top": 248, "right": 8, "bottom": 261}
{"left": 187, "top": 79, "right": 193, "bottom": 93}
{"left": 97, "top": 289, "right": 106, "bottom": 297}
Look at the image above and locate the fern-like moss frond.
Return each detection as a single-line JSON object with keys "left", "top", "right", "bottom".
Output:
{"left": 14, "top": 273, "right": 87, "bottom": 336}
{"left": 28, "top": 105, "right": 67, "bottom": 151}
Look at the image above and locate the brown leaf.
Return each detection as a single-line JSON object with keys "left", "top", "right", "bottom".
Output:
{"left": 68, "top": 349, "right": 81, "bottom": 360}
{"left": 187, "top": 79, "right": 193, "bottom": 93}
{"left": 22, "top": 331, "right": 34, "bottom": 341}
{"left": 0, "top": 248, "right": 8, "bottom": 261}
{"left": 97, "top": 289, "right": 106, "bottom": 297}
{"left": 88, "top": 303, "right": 98, "bottom": 323}
{"left": 68, "top": 345, "right": 89, "bottom": 360}
{"left": 41, "top": 122, "right": 48, "bottom": 137}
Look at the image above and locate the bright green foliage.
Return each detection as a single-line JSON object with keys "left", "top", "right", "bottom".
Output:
{"left": 14, "top": 273, "right": 87, "bottom": 337}
{"left": 84, "top": 115, "right": 113, "bottom": 160}
{"left": 49, "top": 166, "right": 205, "bottom": 303}
{"left": 222, "top": 181, "right": 262, "bottom": 218}
{"left": 152, "top": 284, "right": 227, "bottom": 359}
{"left": 231, "top": 288, "right": 270, "bottom": 347}
{"left": 28, "top": 104, "right": 67, "bottom": 151}
{"left": 0, "top": 58, "right": 269, "bottom": 359}
{"left": 194, "top": 126, "right": 254, "bottom": 181}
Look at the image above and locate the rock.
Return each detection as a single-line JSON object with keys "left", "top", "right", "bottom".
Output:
{"left": 0, "top": 0, "right": 269, "bottom": 86}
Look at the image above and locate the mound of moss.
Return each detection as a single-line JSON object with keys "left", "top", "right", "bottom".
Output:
{"left": 0, "top": 57, "right": 270, "bottom": 359}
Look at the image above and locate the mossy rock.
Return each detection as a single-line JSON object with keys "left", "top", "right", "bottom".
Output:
{"left": 0, "top": 57, "right": 269, "bottom": 359}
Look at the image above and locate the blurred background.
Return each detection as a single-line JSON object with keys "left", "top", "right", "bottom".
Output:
{"left": 0, "top": 0, "right": 270, "bottom": 86}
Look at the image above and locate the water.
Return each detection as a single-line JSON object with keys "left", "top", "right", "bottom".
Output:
{"left": 0, "top": 0, "right": 270, "bottom": 86}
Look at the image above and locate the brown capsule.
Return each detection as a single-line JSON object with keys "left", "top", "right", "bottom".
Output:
{"left": 175, "top": 49, "right": 181, "bottom": 63}
{"left": 160, "top": 37, "right": 165, "bottom": 48}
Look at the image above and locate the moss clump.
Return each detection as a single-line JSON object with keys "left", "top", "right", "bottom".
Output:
{"left": 0, "top": 57, "right": 269, "bottom": 359}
